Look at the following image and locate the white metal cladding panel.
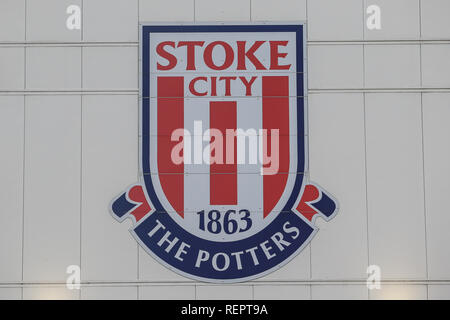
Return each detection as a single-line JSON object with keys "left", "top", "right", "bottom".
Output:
{"left": 139, "top": 0, "right": 194, "bottom": 22}
{"left": 364, "top": 44, "right": 421, "bottom": 88}
{"left": 26, "top": 47, "right": 81, "bottom": 90}
{"left": 369, "top": 285, "right": 428, "bottom": 300}
{"left": 365, "top": 93, "right": 427, "bottom": 279}
{"left": 428, "top": 285, "right": 450, "bottom": 300}
{"left": 311, "top": 285, "right": 368, "bottom": 300}
{"left": 26, "top": 0, "right": 82, "bottom": 41}
{"left": 22, "top": 286, "right": 80, "bottom": 300}
{"left": 81, "top": 286, "right": 138, "bottom": 300}
{"left": 82, "top": 47, "right": 138, "bottom": 90}
{"left": 23, "top": 95, "right": 81, "bottom": 283}
{"left": 0, "top": 288, "right": 22, "bottom": 300}
{"left": 0, "top": 0, "right": 449, "bottom": 300}
{"left": 195, "top": 0, "right": 251, "bottom": 21}
{"left": 81, "top": 95, "right": 139, "bottom": 281}
{"left": 0, "top": 0, "right": 25, "bottom": 41}
{"left": 421, "top": 44, "right": 450, "bottom": 88}
{"left": 421, "top": 0, "right": 450, "bottom": 39}
{"left": 308, "top": 45, "right": 364, "bottom": 89}
{"left": 362, "top": 0, "right": 420, "bottom": 40}
{"left": 82, "top": 0, "right": 138, "bottom": 42}
{"left": 0, "top": 48, "right": 24, "bottom": 90}
{"left": 308, "top": 93, "right": 368, "bottom": 280}
{"left": 139, "top": 285, "right": 196, "bottom": 300}
{"left": 422, "top": 93, "right": 450, "bottom": 279}
{"left": 0, "top": 97, "right": 24, "bottom": 283}
{"left": 307, "top": 0, "right": 364, "bottom": 40}
{"left": 196, "top": 285, "right": 253, "bottom": 300}
{"left": 251, "top": 0, "right": 307, "bottom": 21}
{"left": 253, "top": 285, "right": 310, "bottom": 300}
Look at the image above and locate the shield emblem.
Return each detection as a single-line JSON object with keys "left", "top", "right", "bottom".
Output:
{"left": 111, "top": 23, "right": 338, "bottom": 283}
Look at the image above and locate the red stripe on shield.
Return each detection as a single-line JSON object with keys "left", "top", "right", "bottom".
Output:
{"left": 210, "top": 101, "right": 238, "bottom": 205}
{"left": 158, "top": 77, "right": 184, "bottom": 218}
{"left": 262, "top": 76, "right": 290, "bottom": 218}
